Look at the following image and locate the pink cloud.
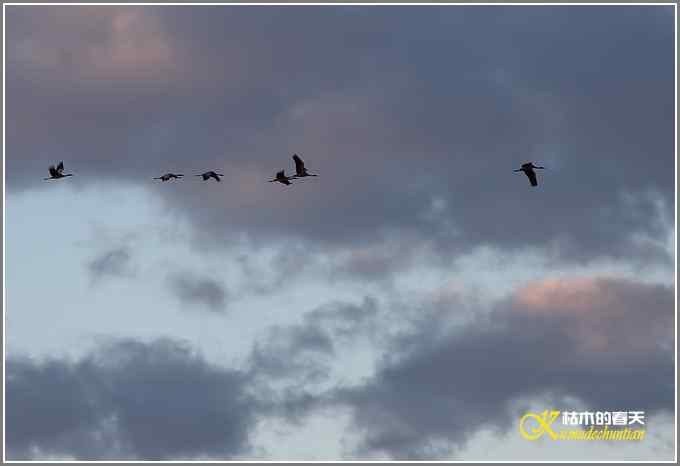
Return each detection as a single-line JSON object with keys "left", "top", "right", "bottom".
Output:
{"left": 87, "top": 10, "right": 177, "bottom": 79}
{"left": 10, "top": 6, "right": 180, "bottom": 83}
{"left": 512, "top": 276, "right": 673, "bottom": 357}
{"left": 514, "top": 277, "right": 607, "bottom": 313}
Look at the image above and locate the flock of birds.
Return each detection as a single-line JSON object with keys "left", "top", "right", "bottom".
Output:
{"left": 44, "top": 155, "right": 545, "bottom": 187}
{"left": 44, "top": 154, "right": 319, "bottom": 185}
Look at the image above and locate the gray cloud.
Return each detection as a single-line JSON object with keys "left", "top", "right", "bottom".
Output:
{"left": 167, "top": 271, "right": 229, "bottom": 312}
{"left": 5, "top": 5, "right": 674, "bottom": 264}
{"left": 5, "top": 278, "right": 674, "bottom": 460}
{"left": 4, "top": 6, "right": 675, "bottom": 460}
{"left": 248, "top": 297, "right": 379, "bottom": 384}
{"left": 245, "top": 297, "right": 382, "bottom": 430}
{"left": 330, "top": 277, "right": 674, "bottom": 458}
{"left": 305, "top": 297, "right": 380, "bottom": 339}
{"left": 249, "top": 324, "right": 335, "bottom": 385}
{"left": 87, "top": 246, "right": 135, "bottom": 283}
{"left": 5, "top": 299, "right": 377, "bottom": 460}
{"left": 6, "top": 338, "right": 257, "bottom": 460}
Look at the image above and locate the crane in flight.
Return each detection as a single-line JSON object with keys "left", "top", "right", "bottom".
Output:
{"left": 269, "top": 170, "right": 295, "bottom": 186}
{"left": 44, "top": 161, "right": 73, "bottom": 180}
{"left": 292, "top": 154, "right": 318, "bottom": 179}
{"left": 514, "top": 162, "right": 545, "bottom": 187}
{"left": 154, "top": 173, "right": 184, "bottom": 181}
{"left": 196, "top": 171, "right": 224, "bottom": 182}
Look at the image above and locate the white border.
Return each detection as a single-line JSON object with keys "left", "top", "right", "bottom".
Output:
{"left": 1, "top": 2, "right": 677, "bottom": 463}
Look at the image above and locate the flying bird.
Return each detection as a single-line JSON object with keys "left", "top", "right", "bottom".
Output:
{"left": 154, "top": 173, "right": 184, "bottom": 181}
{"left": 514, "top": 162, "right": 545, "bottom": 187}
{"left": 44, "top": 161, "right": 73, "bottom": 180}
{"left": 292, "top": 154, "right": 318, "bottom": 178}
{"left": 195, "top": 171, "right": 224, "bottom": 182}
{"left": 269, "top": 170, "right": 294, "bottom": 186}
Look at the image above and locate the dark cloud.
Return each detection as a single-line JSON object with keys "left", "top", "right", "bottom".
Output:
{"left": 4, "top": 5, "right": 675, "bottom": 461}
{"left": 5, "top": 279, "right": 674, "bottom": 460}
{"left": 87, "top": 246, "right": 135, "bottom": 283}
{"left": 167, "top": 271, "right": 229, "bottom": 312}
{"left": 6, "top": 338, "right": 257, "bottom": 460}
{"left": 4, "top": 299, "right": 379, "bottom": 460}
{"left": 5, "top": 5, "right": 674, "bottom": 263}
{"left": 331, "top": 277, "right": 674, "bottom": 459}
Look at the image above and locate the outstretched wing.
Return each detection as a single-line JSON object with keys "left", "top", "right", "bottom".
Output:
{"left": 526, "top": 170, "right": 538, "bottom": 186}
{"left": 211, "top": 173, "right": 221, "bottom": 182}
{"left": 292, "top": 154, "right": 305, "bottom": 175}
{"left": 48, "top": 165, "right": 58, "bottom": 177}
{"left": 276, "top": 170, "right": 285, "bottom": 179}
{"left": 57, "top": 161, "right": 64, "bottom": 173}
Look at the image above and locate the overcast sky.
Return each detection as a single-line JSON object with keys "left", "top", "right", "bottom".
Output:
{"left": 4, "top": 4, "right": 676, "bottom": 461}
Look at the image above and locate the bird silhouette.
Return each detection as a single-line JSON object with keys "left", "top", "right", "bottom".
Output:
{"left": 44, "top": 161, "right": 73, "bottom": 180}
{"left": 269, "top": 170, "right": 294, "bottom": 186}
{"left": 292, "top": 154, "right": 318, "bottom": 179}
{"left": 154, "top": 173, "right": 184, "bottom": 181}
{"left": 514, "top": 162, "right": 545, "bottom": 187}
{"left": 195, "top": 171, "right": 224, "bottom": 182}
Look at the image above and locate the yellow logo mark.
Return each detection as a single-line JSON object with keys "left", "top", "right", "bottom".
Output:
{"left": 519, "top": 410, "right": 561, "bottom": 440}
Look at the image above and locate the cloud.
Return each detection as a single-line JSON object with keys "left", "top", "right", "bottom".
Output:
{"left": 248, "top": 297, "right": 379, "bottom": 384}
{"left": 331, "top": 277, "right": 674, "bottom": 458}
{"left": 305, "top": 297, "right": 381, "bottom": 339}
{"left": 5, "top": 5, "right": 674, "bottom": 264}
{"left": 6, "top": 338, "right": 257, "bottom": 460}
{"left": 249, "top": 324, "right": 335, "bottom": 386}
{"left": 167, "top": 271, "right": 229, "bottom": 312}
{"left": 7, "top": 6, "right": 179, "bottom": 83}
{"left": 87, "top": 246, "right": 135, "bottom": 283}
{"left": 5, "top": 278, "right": 674, "bottom": 460}
{"left": 4, "top": 6, "right": 675, "bottom": 460}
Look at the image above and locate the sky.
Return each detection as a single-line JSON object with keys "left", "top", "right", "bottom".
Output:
{"left": 3, "top": 3, "right": 676, "bottom": 461}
